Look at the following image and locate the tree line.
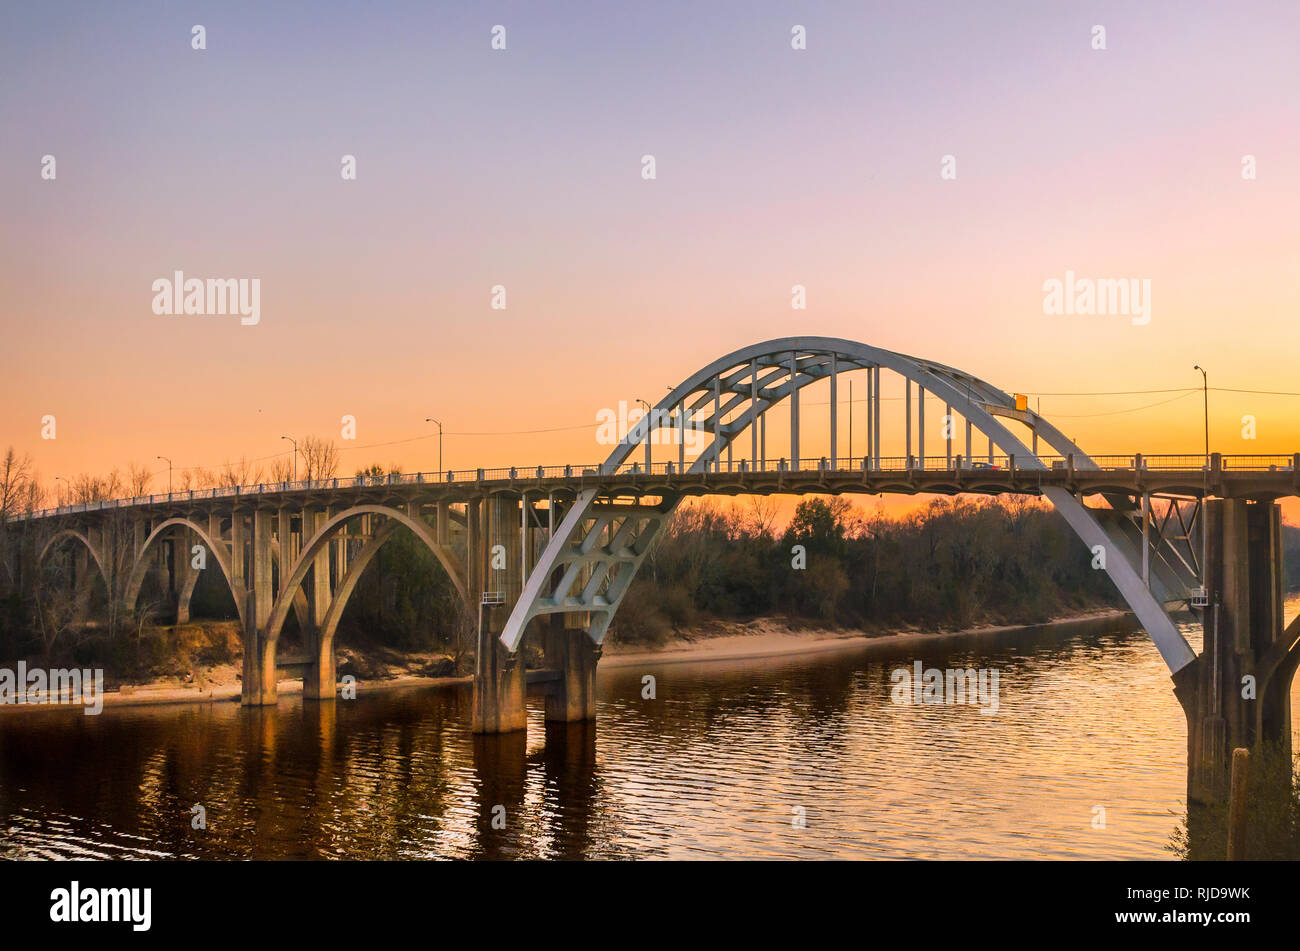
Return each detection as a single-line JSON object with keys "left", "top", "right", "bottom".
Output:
{"left": 617, "top": 495, "right": 1126, "bottom": 643}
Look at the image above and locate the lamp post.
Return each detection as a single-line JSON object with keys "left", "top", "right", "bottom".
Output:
{"left": 425, "top": 418, "right": 443, "bottom": 477}
{"left": 1192, "top": 365, "right": 1209, "bottom": 470}
{"left": 1193, "top": 365, "right": 1210, "bottom": 595}
{"left": 157, "top": 455, "right": 172, "bottom": 495}
{"left": 55, "top": 475, "right": 67, "bottom": 507}
{"left": 280, "top": 435, "right": 298, "bottom": 482}
{"left": 636, "top": 399, "right": 652, "bottom": 471}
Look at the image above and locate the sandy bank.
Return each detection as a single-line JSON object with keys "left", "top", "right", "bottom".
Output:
{"left": 599, "top": 609, "right": 1133, "bottom": 669}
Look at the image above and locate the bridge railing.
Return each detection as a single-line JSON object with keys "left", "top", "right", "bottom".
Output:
{"left": 7, "top": 454, "right": 1297, "bottom": 521}
{"left": 1221, "top": 454, "right": 1299, "bottom": 471}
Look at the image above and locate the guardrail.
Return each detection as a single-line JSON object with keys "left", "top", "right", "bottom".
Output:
{"left": 8, "top": 453, "right": 1296, "bottom": 522}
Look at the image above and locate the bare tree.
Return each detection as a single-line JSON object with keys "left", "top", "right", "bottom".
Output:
{"left": 0, "top": 447, "right": 38, "bottom": 518}
{"left": 0, "top": 448, "right": 42, "bottom": 592}
{"left": 270, "top": 456, "right": 294, "bottom": 482}
{"left": 218, "top": 456, "right": 264, "bottom": 488}
{"left": 21, "top": 477, "right": 44, "bottom": 514}
{"left": 32, "top": 574, "right": 79, "bottom": 663}
{"left": 301, "top": 436, "right": 339, "bottom": 481}
{"left": 189, "top": 468, "right": 219, "bottom": 490}
{"left": 743, "top": 496, "right": 780, "bottom": 540}
{"left": 127, "top": 462, "right": 153, "bottom": 496}
{"left": 70, "top": 469, "right": 125, "bottom": 503}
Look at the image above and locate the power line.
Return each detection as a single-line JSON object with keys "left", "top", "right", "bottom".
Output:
{"left": 1023, "top": 386, "right": 1300, "bottom": 398}
{"left": 1043, "top": 391, "right": 1197, "bottom": 419}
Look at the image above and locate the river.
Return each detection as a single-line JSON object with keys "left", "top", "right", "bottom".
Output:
{"left": 2, "top": 601, "right": 1297, "bottom": 859}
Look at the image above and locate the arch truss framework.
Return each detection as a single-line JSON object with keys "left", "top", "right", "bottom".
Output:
{"left": 501, "top": 336, "right": 1199, "bottom": 674}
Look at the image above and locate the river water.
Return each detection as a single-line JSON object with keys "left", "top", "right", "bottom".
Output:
{"left": 2, "top": 602, "right": 1297, "bottom": 860}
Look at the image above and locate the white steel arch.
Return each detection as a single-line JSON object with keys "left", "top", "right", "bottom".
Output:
{"left": 501, "top": 336, "right": 1196, "bottom": 673}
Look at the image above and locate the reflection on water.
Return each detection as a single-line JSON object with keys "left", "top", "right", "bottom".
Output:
{"left": 2, "top": 605, "right": 1297, "bottom": 859}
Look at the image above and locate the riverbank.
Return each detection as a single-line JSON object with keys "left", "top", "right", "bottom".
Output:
{"left": 0, "top": 608, "right": 1136, "bottom": 713}
{"left": 600, "top": 609, "right": 1134, "bottom": 668}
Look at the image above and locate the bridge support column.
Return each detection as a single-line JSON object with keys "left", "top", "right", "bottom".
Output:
{"left": 1173, "top": 499, "right": 1291, "bottom": 806}
{"left": 174, "top": 528, "right": 198, "bottom": 623}
{"left": 472, "top": 497, "right": 526, "bottom": 733}
{"left": 543, "top": 614, "right": 599, "bottom": 722}
{"left": 472, "top": 600, "right": 526, "bottom": 733}
{"left": 301, "top": 507, "right": 336, "bottom": 701}
{"left": 241, "top": 509, "right": 279, "bottom": 706}
{"left": 302, "top": 634, "right": 336, "bottom": 701}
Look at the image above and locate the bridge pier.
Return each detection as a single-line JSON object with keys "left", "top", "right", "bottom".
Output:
{"left": 300, "top": 627, "right": 336, "bottom": 701}
{"left": 174, "top": 527, "right": 199, "bottom": 623}
{"left": 300, "top": 507, "right": 334, "bottom": 701}
{"left": 472, "top": 497, "right": 527, "bottom": 732}
{"left": 472, "top": 599, "right": 527, "bottom": 733}
{"left": 242, "top": 509, "right": 279, "bottom": 706}
{"left": 1173, "top": 499, "right": 1293, "bottom": 805}
{"left": 543, "top": 615, "right": 599, "bottom": 723}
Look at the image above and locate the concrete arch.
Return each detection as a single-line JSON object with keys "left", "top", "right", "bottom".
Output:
{"left": 37, "top": 528, "right": 110, "bottom": 593}
{"left": 308, "top": 521, "right": 401, "bottom": 673}
{"left": 124, "top": 518, "right": 245, "bottom": 627}
{"left": 503, "top": 336, "right": 1196, "bottom": 673}
{"left": 265, "top": 504, "right": 468, "bottom": 646}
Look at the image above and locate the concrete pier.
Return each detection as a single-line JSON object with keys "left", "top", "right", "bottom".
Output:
{"left": 1174, "top": 499, "right": 1294, "bottom": 805}
{"left": 471, "top": 600, "right": 527, "bottom": 733}
{"left": 542, "top": 615, "right": 600, "bottom": 723}
{"left": 241, "top": 509, "right": 279, "bottom": 706}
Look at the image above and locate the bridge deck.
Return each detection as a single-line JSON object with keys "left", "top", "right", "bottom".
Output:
{"left": 10, "top": 453, "right": 1299, "bottom": 523}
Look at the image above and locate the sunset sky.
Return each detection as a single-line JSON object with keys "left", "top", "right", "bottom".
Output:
{"left": 2, "top": 1, "right": 1298, "bottom": 514}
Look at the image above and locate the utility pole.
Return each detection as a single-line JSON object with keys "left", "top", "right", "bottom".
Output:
{"left": 425, "top": 418, "right": 443, "bottom": 477}
{"left": 280, "top": 435, "right": 298, "bottom": 482}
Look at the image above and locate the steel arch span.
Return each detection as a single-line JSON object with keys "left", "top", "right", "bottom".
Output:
{"left": 501, "top": 336, "right": 1198, "bottom": 674}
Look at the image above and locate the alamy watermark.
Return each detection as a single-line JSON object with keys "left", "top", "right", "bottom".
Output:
{"left": 151, "top": 270, "right": 260, "bottom": 325}
{"left": 595, "top": 400, "right": 709, "bottom": 455}
{"left": 890, "top": 661, "right": 1000, "bottom": 715}
{"left": 50, "top": 881, "right": 150, "bottom": 931}
{"left": 0, "top": 662, "right": 104, "bottom": 715}
{"left": 1042, "top": 269, "right": 1151, "bottom": 325}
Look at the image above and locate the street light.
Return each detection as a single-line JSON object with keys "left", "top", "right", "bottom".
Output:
{"left": 54, "top": 475, "right": 67, "bottom": 507}
{"left": 1192, "top": 365, "right": 1210, "bottom": 603}
{"left": 1192, "top": 366, "right": 1209, "bottom": 469}
{"left": 157, "top": 455, "right": 172, "bottom": 495}
{"left": 636, "top": 399, "right": 652, "bottom": 471}
{"left": 425, "top": 418, "right": 443, "bottom": 477}
{"left": 280, "top": 435, "right": 298, "bottom": 482}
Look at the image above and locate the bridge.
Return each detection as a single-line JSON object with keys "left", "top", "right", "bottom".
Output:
{"left": 7, "top": 336, "right": 1299, "bottom": 805}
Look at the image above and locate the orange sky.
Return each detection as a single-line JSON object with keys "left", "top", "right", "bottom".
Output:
{"left": 2, "top": 2, "right": 1297, "bottom": 520}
